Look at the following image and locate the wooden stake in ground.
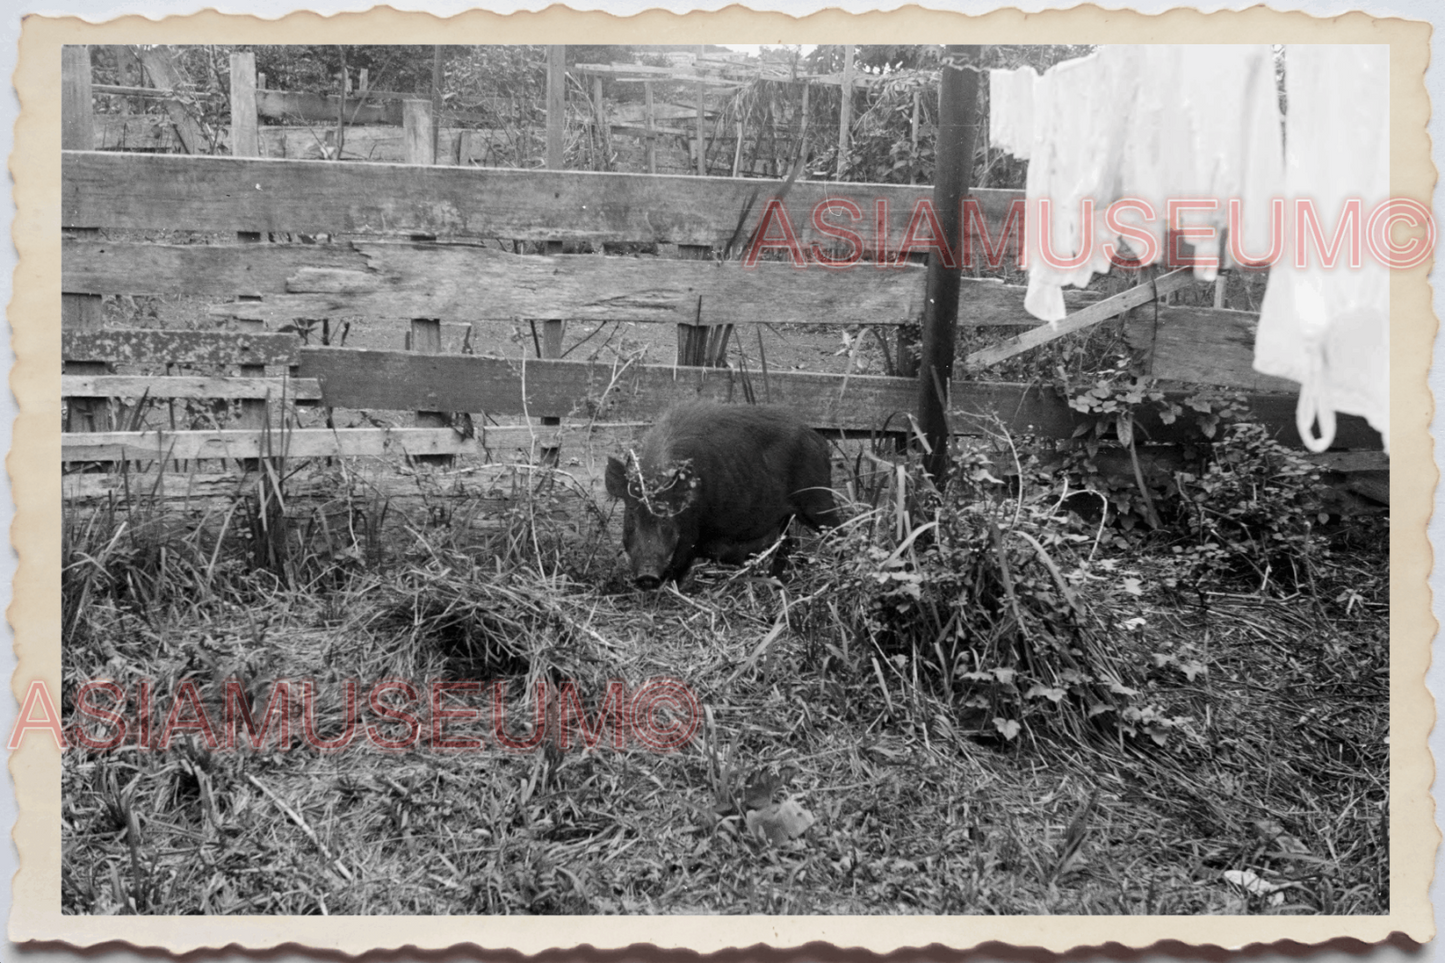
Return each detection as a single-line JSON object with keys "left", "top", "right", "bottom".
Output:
{"left": 404, "top": 98, "right": 452, "bottom": 468}
{"left": 643, "top": 81, "right": 657, "bottom": 173}
{"left": 62, "top": 44, "right": 108, "bottom": 434}
{"left": 917, "top": 45, "right": 979, "bottom": 484}
{"left": 694, "top": 45, "right": 707, "bottom": 177}
{"left": 836, "top": 44, "right": 855, "bottom": 180}
{"left": 539, "top": 45, "right": 568, "bottom": 468}
{"left": 230, "top": 52, "right": 268, "bottom": 464}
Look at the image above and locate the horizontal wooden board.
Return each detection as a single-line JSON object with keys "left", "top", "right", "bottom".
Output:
{"left": 61, "top": 426, "right": 558, "bottom": 462}
{"left": 61, "top": 374, "right": 322, "bottom": 401}
{"left": 65, "top": 238, "right": 1087, "bottom": 326}
{"left": 62, "top": 151, "right": 1024, "bottom": 251}
{"left": 209, "top": 242, "right": 928, "bottom": 326}
{"left": 67, "top": 425, "right": 1386, "bottom": 472}
{"left": 965, "top": 268, "right": 1197, "bottom": 369}
{"left": 1307, "top": 450, "right": 1389, "bottom": 472}
{"left": 92, "top": 113, "right": 180, "bottom": 152}
{"left": 91, "top": 84, "right": 463, "bottom": 123}
{"left": 62, "top": 465, "right": 591, "bottom": 504}
{"left": 293, "top": 347, "right": 1382, "bottom": 450}
{"left": 253, "top": 89, "right": 493, "bottom": 126}
{"left": 64, "top": 239, "right": 369, "bottom": 297}
{"left": 63, "top": 330, "right": 302, "bottom": 366}
{"left": 265, "top": 126, "right": 527, "bottom": 165}
{"left": 90, "top": 118, "right": 584, "bottom": 165}
{"left": 1126, "top": 305, "right": 1299, "bottom": 393}
{"left": 256, "top": 89, "right": 403, "bottom": 125}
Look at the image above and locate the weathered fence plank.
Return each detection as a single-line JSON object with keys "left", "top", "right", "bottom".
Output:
{"left": 1126, "top": 304, "right": 1298, "bottom": 393}
{"left": 63, "top": 426, "right": 497, "bottom": 462}
{"left": 256, "top": 88, "right": 401, "bottom": 125}
{"left": 63, "top": 239, "right": 367, "bottom": 295}
{"left": 92, "top": 113, "right": 180, "bottom": 152}
{"left": 60, "top": 332, "right": 1380, "bottom": 451}
{"left": 66, "top": 237, "right": 1105, "bottom": 325}
{"left": 62, "top": 467, "right": 582, "bottom": 504}
{"left": 65, "top": 424, "right": 1388, "bottom": 472}
{"left": 61, "top": 375, "right": 322, "bottom": 401}
{"left": 965, "top": 268, "right": 1198, "bottom": 369}
{"left": 61, "top": 424, "right": 625, "bottom": 465}
{"left": 63, "top": 330, "right": 302, "bottom": 366}
{"left": 132, "top": 46, "right": 205, "bottom": 154}
{"left": 205, "top": 242, "right": 929, "bottom": 326}
{"left": 62, "top": 151, "right": 1023, "bottom": 250}
{"left": 293, "top": 347, "right": 1383, "bottom": 449}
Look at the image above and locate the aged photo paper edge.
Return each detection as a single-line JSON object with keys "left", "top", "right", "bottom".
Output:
{"left": 8, "top": 3, "right": 1436, "bottom": 953}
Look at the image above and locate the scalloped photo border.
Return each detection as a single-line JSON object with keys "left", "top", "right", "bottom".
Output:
{"left": 9, "top": 4, "right": 1436, "bottom": 953}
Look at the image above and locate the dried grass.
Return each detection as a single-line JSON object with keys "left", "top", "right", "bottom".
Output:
{"left": 61, "top": 438, "right": 1389, "bottom": 915}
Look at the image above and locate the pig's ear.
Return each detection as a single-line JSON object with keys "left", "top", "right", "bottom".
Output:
{"left": 605, "top": 456, "right": 628, "bottom": 498}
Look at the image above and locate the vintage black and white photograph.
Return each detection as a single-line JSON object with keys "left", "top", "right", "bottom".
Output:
{"left": 53, "top": 33, "right": 1401, "bottom": 923}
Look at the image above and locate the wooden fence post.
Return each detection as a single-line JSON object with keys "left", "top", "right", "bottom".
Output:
{"left": 918, "top": 45, "right": 980, "bottom": 484}
{"left": 592, "top": 75, "right": 612, "bottom": 169}
{"left": 431, "top": 47, "right": 443, "bottom": 168}
{"left": 404, "top": 98, "right": 451, "bottom": 468}
{"left": 538, "top": 45, "right": 567, "bottom": 468}
{"left": 230, "top": 52, "right": 268, "bottom": 464}
{"left": 836, "top": 44, "right": 855, "bottom": 180}
{"left": 694, "top": 46, "right": 706, "bottom": 176}
{"left": 644, "top": 81, "right": 657, "bottom": 174}
{"left": 674, "top": 243, "right": 728, "bottom": 368}
{"left": 135, "top": 45, "right": 204, "bottom": 154}
{"left": 62, "top": 45, "right": 108, "bottom": 435}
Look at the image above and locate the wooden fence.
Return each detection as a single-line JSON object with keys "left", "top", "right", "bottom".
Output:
{"left": 62, "top": 47, "right": 1386, "bottom": 506}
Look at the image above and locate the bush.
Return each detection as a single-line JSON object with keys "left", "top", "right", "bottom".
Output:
{"left": 793, "top": 442, "right": 1172, "bottom": 749}
{"left": 1167, "top": 421, "right": 1329, "bottom": 593}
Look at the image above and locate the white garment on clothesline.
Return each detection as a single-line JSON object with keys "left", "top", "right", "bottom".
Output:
{"left": 1252, "top": 45, "right": 1390, "bottom": 452}
{"left": 989, "top": 46, "right": 1283, "bottom": 323}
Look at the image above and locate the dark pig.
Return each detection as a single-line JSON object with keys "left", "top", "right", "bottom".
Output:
{"left": 605, "top": 402, "right": 841, "bottom": 589}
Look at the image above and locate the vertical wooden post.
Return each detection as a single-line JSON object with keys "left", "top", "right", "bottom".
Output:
{"left": 230, "top": 52, "right": 259, "bottom": 157}
{"left": 111, "top": 45, "right": 142, "bottom": 114}
{"left": 404, "top": 98, "right": 436, "bottom": 165}
{"left": 546, "top": 45, "right": 566, "bottom": 170}
{"left": 798, "top": 81, "right": 810, "bottom": 158}
{"left": 836, "top": 44, "right": 855, "bottom": 180}
{"left": 1214, "top": 234, "right": 1229, "bottom": 308}
{"left": 910, "top": 88, "right": 921, "bottom": 159}
{"left": 644, "top": 81, "right": 657, "bottom": 174}
{"left": 918, "top": 45, "right": 980, "bottom": 484}
{"left": 675, "top": 243, "right": 720, "bottom": 366}
{"left": 592, "top": 75, "right": 612, "bottom": 170}
{"left": 431, "top": 47, "right": 443, "bottom": 167}
{"left": 539, "top": 46, "right": 568, "bottom": 467}
{"left": 62, "top": 45, "right": 108, "bottom": 434}
{"left": 135, "top": 46, "right": 204, "bottom": 154}
{"left": 732, "top": 114, "right": 744, "bottom": 177}
{"left": 334, "top": 51, "right": 347, "bottom": 160}
{"left": 402, "top": 99, "right": 450, "bottom": 468}
{"left": 694, "top": 46, "right": 706, "bottom": 176}
{"left": 228, "top": 52, "right": 268, "bottom": 458}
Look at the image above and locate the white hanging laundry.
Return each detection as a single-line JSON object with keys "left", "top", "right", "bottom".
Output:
{"left": 988, "top": 65, "right": 1037, "bottom": 160}
{"left": 1253, "top": 46, "right": 1390, "bottom": 452}
{"left": 1021, "top": 47, "right": 1140, "bottom": 322}
{"left": 987, "top": 45, "right": 1283, "bottom": 322}
{"left": 1169, "top": 45, "right": 1284, "bottom": 278}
